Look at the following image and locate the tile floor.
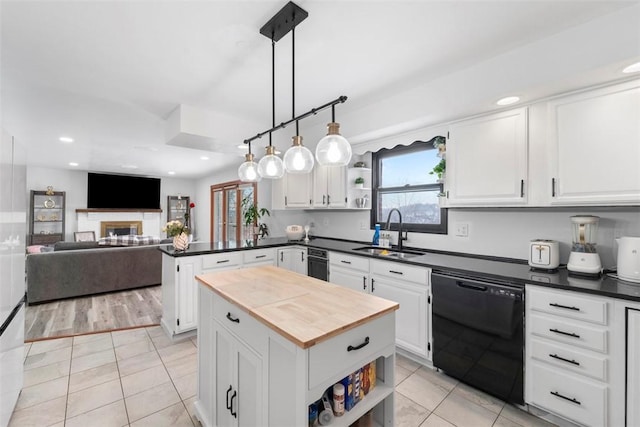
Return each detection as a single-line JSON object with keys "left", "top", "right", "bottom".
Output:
{"left": 10, "top": 326, "right": 556, "bottom": 427}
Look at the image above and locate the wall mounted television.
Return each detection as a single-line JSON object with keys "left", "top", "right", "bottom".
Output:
{"left": 87, "top": 173, "right": 161, "bottom": 209}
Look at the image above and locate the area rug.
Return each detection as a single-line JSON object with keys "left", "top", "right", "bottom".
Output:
{"left": 24, "top": 285, "right": 162, "bottom": 342}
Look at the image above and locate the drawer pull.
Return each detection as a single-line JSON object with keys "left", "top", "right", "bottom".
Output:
{"left": 363, "top": 276, "right": 367, "bottom": 290}
{"left": 255, "top": 254, "right": 266, "bottom": 259}
{"left": 549, "top": 303, "right": 580, "bottom": 311}
{"left": 549, "top": 353, "right": 580, "bottom": 366}
{"left": 226, "top": 385, "right": 232, "bottom": 410}
{"left": 550, "top": 391, "right": 581, "bottom": 405}
{"left": 226, "top": 312, "right": 240, "bottom": 323}
{"left": 341, "top": 260, "right": 352, "bottom": 264}
{"left": 389, "top": 270, "right": 404, "bottom": 275}
{"left": 347, "top": 336, "right": 370, "bottom": 352}
{"left": 549, "top": 328, "right": 580, "bottom": 339}
{"left": 217, "top": 259, "right": 230, "bottom": 264}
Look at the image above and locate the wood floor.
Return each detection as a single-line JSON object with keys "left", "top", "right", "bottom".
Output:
{"left": 24, "top": 285, "right": 162, "bottom": 341}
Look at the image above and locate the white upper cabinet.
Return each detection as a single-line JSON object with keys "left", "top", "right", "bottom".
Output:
{"left": 446, "top": 107, "right": 528, "bottom": 206}
{"left": 271, "top": 171, "right": 312, "bottom": 209}
{"left": 312, "top": 165, "right": 347, "bottom": 208}
{"left": 547, "top": 80, "right": 640, "bottom": 205}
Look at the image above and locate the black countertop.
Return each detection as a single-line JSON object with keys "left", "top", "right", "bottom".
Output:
{"left": 158, "top": 237, "right": 640, "bottom": 302}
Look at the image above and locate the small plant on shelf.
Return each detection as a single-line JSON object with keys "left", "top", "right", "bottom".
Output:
{"left": 354, "top": 177, "right": 365, "bottom": 187}
{"left": 429, "top": 159, "right": 446, "bottom": 180}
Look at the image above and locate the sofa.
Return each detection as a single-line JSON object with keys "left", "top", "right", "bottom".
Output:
{"left": 26, "top": 241, "right": 168, "bottom": 304}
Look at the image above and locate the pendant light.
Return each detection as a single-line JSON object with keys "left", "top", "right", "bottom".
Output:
{"left": 238, "top": 142, "right": 261, "bottom": 182}
{"left": 257, "top": 37, "right": 285, "bottom": 179}
{"left": 283, "top": 25, "right": 314, "bottom": 174}
{"left": 316, "top": 104, "right": 352, "bottom": 166}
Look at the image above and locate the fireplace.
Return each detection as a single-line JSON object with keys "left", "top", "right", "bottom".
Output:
{"left": 100, "top": 221, "right": 143, "bottom": 238}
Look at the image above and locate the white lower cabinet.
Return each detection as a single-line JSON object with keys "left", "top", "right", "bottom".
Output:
{"left": 525, "top": 286, "right": 612, "bottom": 426}
{"left": 196, "top": 285, "right": 396, "bottom": 427}
{"left": 162, "top": 249, "right": 276, "bottom": 337}
{"left": 627, "top": 308, "right": 640, "bottom": 427}
{"left": 277, "top": 246, "right": 307, "bottom": 275}
{"left": 329, "top": 253, "right": 431, "bottom": 360}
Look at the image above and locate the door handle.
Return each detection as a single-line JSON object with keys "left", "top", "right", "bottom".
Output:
{"left": 549, "top": 303, "right": 580, "bottom": 311}
{"left": 340, "top": 260, "right": 351, "bottom": 264}
{"left": 520, "top": 179, "right": 524, "bottom": 197}
{"left": 301, "top": 251, "right": 304, "bottom": 262}
{"left": 456, "top": 281, "right": 487, "bottom": 292}
{"left": 280, "top": 252, "right": 283, "bottom": 262}
{"left": 551, "top": 178, "right": 556, "bottom": 197}
{"left": 230, "top": 390, "right": 237, "bottom": 417}
{"left": 371, "top": 278, "right": 375, "bottom": 292}
{"left": 322, "top": 195, "right": 326, "bottom": 205}
{"left": 363, "top": 276, "right": 367, "bottom": 290}
{"left": 226, "top": 385, "right": 232, "bottom": 410}
{"left": 550, "top": 391, "right": 580, "bottom": 405}
{"left": 255, "top": 254, "right": 266, "bottom": 259}
{"left": 327, "top": 194, "right": 331, "bottom": 205}
{"left": 549, "top": 353, "right": 580, "bottom": 366}
{"left": 549, "top": 328, "right": 580, "bottom": 338}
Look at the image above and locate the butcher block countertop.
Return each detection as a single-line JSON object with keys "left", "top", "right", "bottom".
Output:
{"left": 195, "top": 265, "right": 399, "bottom": 349}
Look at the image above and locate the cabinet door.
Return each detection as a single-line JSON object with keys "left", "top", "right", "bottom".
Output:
{"left": 236, "top": 337, "right": 263, "bottom": 427}
{"left": 214, "top": 324, "right": 236, "bottom": 427}
{"left": 176, "top": 258, "right": 200, "bottom": 333}
{"left": 548, "top": 81, "right": 640, "bottom": 205}
{"left": 447, "top": 108, "right": 528, "bottom": 206}
{"left": 277, "top": 248, "right": 307, "bottom": 275}
{"left": 312, "top": 165, "right": 329, "bottom": 207}
{"left": 371, "top": 275, "right": 428, "bottom": 358}
{"left": 628, "top": 308, "right": 640, "bottom": 427}
{"left": 327, "top": 166, "right": 347, "bottom": 208}
{"left": 330, "top": 266, "right": 367, "bottom": 293}
{"left": 284, "top": 172, "right": 312, "bottom": 208}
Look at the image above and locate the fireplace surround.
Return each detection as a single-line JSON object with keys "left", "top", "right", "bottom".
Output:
{"left": 100, "top": 221, "right": 143, "bottom": 237}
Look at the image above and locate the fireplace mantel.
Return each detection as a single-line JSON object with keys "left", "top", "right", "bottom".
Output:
{"left": 76, "top": 208, "right": 162, "bottom": 213}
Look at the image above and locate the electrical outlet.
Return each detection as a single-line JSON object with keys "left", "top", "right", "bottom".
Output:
{"left": 360, "top": 220, "right": 367, "bottom": 230}
{"left": 455, "top": 222, "right": 469, "bottom": 237}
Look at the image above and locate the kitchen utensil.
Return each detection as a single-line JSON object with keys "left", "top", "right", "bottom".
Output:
{"left": 616, "top": 236, "right": 640, "bottom": 283}
{"left": 529, "top": 239, "right": 559, "bottom": 270}
{"left": 355, "top": 197, "right": 367, "bottom": 208}
{"left": 304, "top": 224, "right": 310, "bottom": 243}
{"left": 285, "top": 225, "right": 304, "bottom": 240}
{"left": 567, "top": 215, "right": 602, "bottom": 275}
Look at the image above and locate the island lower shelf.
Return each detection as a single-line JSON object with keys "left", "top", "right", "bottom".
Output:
{"left": 194, "top": 265, "right": 398, "bottom": 427}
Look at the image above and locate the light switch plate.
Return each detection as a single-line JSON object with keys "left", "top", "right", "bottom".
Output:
{"left": 455, "top": 222, "right": 469, "bottom": 237}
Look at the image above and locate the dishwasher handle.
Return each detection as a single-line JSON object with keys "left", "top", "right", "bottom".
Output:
{"left": 456, "top": 281, "right": 487, "bottom": 292}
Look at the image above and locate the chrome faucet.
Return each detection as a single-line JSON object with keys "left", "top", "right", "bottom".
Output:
{"left": 385, "top": 208, "right": 407, "bottom": 251}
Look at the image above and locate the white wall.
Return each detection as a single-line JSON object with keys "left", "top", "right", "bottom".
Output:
{"left": 27, "top": 166, "right": 197, "bottom": 241}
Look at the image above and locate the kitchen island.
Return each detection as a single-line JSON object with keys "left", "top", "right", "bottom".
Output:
{"left": 194, "top": 265, "right": 399, "bottom": 427}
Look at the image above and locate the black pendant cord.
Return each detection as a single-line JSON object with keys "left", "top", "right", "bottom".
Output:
{"left": 292, "top": 26, "right": 295, "bottom": 125}
{"left": 270, "top": 36, "right": 276, "bottom": 147}
{"left": 331, "top": 104, "right": 336, "bottom": 122}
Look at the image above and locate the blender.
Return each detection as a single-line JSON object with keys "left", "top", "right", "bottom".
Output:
{"left": 567, "top": 215, "right": 602, "bottom": 276}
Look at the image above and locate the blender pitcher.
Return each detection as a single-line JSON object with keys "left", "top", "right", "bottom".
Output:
{"left": 567, "top": 215, "right": 602, "bottom": 275}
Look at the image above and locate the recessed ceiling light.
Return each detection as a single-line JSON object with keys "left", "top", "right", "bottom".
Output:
{"left": 496, "top": 96, "right": 520, "bottom": 106}
{"left": 623, "top": 62, "right": 640, "bottom": 74}
{"left": 59, "top": 136, "right": 74, "bottom": 143}
{"left": 237, "top": 144, "right": 248, "bottom": 150}
{"left": 168, "top": 171, "right": 176, "bottom": 175}
{"left": 69, "top": 162, "right": 79, "bottom": 167}
{"left": 200, "top": 156, "right": 210, "bottom": 160}
{"left": 120, "top": 164, "right": 138, "bottom": 169}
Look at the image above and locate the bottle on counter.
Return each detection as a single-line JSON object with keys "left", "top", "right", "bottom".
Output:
{"left": 332, "top": 383, "right": 345, "bottom": 416}
{"left": 372, "top": 224, "right": 380, "bottom": 246}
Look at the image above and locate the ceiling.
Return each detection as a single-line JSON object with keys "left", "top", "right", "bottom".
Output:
{"left": 2, "top": 0, "right": 639, "bottom": 179}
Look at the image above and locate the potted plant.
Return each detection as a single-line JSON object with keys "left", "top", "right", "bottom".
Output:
{"left": 241, "top": 196, "right": 271, "bottom": 239}
{"left": 354, "top": 176, "right": 365, "bottom": 189}
{"left": 429, "top": 158, "right": 446, "bottom": 181}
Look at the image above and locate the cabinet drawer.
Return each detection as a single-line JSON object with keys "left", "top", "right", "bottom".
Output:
{"left": 308, "top": 312, "right": 394, "bottom": 390}
{"left": 528, "top": 287, "right": 608, "bottom": 325}
{"left": 529, "top": 313, "right": 607, "bottom": 353}
{"left": 243, "top": 248, "right": 276, "bottom": 265}
{"left": 329, "top": 252, "right": 369, "bottom": 272}
{"left": 371, "top": 260, "right": 428, "bottom": 284}
{"left": 530, "top": 337, "right": 607, "bottom": 381}
{"left": 212, "top": 293, "right": 268, "bottom": 354}
{"left": 528, "top": 362, "right": 606, "bottom": 427}
{"left": 202, "top": 252, "right": 243, "bottom": 270}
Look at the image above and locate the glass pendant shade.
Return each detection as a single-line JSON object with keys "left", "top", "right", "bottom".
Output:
{"left": 316, "top": 122, "right": 352, "bottom": 166}
{"left": 257, "top": 145, "right": 285, "bottom": 179}
{"left": 283, "top": 135, "right": 314, "bottom": 173}
{"left": 238, "top": 153, "right": 262, "bottom": 182}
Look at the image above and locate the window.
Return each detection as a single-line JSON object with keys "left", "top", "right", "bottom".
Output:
{"left": 371, "top": 137, "right": 447, "bottom": 234}
{"left": 210, "top": 181, "right": 257, "bottom": 242}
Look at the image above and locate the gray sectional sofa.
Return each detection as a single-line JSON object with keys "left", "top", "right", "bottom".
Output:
{"left": 26, "top": 241, "right": 166, "bottom": 304}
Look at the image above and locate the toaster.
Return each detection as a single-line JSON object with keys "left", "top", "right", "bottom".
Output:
{"left": 529, "top": 240, "right": 560, "bottom": 270}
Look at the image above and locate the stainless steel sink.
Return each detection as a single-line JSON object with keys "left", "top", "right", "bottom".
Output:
{"left": 352, "top": 246, "right": 423, "bottom": 259}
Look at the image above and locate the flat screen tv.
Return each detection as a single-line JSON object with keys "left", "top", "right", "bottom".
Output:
{"left": 87, "top": 173, "right": 161, "bottom": 209}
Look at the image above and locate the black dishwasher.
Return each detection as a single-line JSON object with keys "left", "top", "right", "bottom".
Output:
{"left": 431, "top": 271, "right": 524, "bottom": 405}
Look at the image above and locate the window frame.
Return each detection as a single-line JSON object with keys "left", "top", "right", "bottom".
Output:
{"left": 370, "top": 138, "right": 448, "bottom": 235}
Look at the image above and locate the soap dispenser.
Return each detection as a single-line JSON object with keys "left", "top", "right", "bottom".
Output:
{"left": 372, "top": 224, "right": 381, "bottom": 246}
